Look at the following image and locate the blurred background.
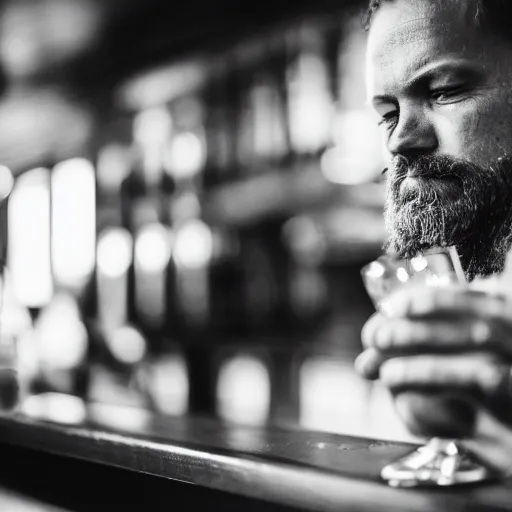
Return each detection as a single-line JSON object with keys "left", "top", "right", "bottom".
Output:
{"left": 0, "top": 0, "right": 413, "bottom": 442}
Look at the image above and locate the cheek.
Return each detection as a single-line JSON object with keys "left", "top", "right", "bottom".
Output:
{"left": 436, "top": 100, "right": 512, "bottom": 165}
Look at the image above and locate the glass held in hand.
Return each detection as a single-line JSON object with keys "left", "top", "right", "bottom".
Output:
{"left": 361, "top": 246, "right": 466, "bottom": 313}
{"left": 361, "top": 247, "right": 493, "bottom": 487}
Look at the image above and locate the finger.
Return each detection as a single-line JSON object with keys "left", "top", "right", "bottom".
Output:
{"left": 383, "top": 286, "right": 512, "bottom": 323}
{"left": 354, "top": 348, "right": 386, "bottom": 380}
{"left": 369, "top": 317, "right": 511, "bottom": 356}
{"left": 361, "top": 312, "right": 386, "bottom": 349}
{"left": 380, "top": 353, "right": 507, "bottom": 401}
{"left": 357, "top": 316, "right": 493, "bottom": 380}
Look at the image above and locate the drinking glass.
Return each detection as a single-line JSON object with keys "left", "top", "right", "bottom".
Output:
{"left": 361, "top": 247, "right": 492, "bottom": 487}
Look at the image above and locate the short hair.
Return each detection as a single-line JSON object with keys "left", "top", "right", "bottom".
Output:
{"left": 364, "top": 0, "right": 512, "bottom": 42}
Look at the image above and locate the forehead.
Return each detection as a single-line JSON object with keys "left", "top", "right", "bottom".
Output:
{"left": 366, "top": 0, "right": 490, "bottom": 95}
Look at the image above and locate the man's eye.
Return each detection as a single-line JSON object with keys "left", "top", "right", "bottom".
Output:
{"left": 378, "top": 111, "right": 398, "bottom": 127}
{"left": 430, "top": 86, "right": 466, "bottom": 102}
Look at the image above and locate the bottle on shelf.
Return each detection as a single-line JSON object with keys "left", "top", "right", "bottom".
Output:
{"left": 51, "top": 157, "right": 96, "bottom": 296}
{"left": 7, "top": 166, "right": 53, "bottom": 398}
{"left": 282, "top": 215, "right": 330, "bottom": 331}
{"left": 203, "top": 58, "right": 238, "bottom": 190}
{"left": 200, "top": 60, "right": 246, "bottom": 338}
{"left": 285, "top": 21, "right": 334, "bottom": 163}
{"left": 120, "top": 107, "right": 175, "bottom": 338}
{"left": 0, "top": 166, "right": 29, "bottom": 410}
{"left": 90, "top": 129, "right": 157, "bottom": 409}
{"left": 96, "top": 142, "right": 131, "bottom": 231}
{"left": 90, "top": 225, "right": 150, "bottom": 409}
{"left": 8, "top": 167, "right": 53, "bottom": 320}
{"left": 121, "top": 106, "right": 174, "bottom": 233}
{"left": 162, "top": 93, "right": 222, "bottom": 416}
{"left": 30, "top": 291, "right": 89, "bottom": 398}
{"left": 248, "top": 37, "right": 290, "bottom": 173}
{"left": 164, "top": 94, "right": 211, "bottom": 334}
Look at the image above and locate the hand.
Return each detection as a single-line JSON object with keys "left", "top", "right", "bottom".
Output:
{"left": 356, "top": 285, "right": 512, "bottom": 475}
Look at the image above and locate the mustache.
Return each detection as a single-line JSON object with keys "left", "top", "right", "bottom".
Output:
{"left": 387, "top": 154, "right": 512, "bottom": 206}
{"left": 390, "top": 154, "right": 512, "bottom": 181}
{"left": 389, "top": 154, "right": 467, "bottom": 206}
{"left": 390, "top": 154, "right": 477, "bottom": 179}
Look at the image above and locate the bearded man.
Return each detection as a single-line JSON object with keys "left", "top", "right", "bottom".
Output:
{"left": 356, "top": 0, "right": 512, "bottom": 475}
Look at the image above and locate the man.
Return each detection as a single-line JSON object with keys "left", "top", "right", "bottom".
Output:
{"left": 356, "top": 0, "right": 512, "bottom": 475}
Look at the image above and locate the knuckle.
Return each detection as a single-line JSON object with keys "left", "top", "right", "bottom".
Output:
{"left": 479, "top": 361, "right": 507, "bottom": 397}
{"left": 409, "top": 290, "right": 437, "bottom": 315}
{"left": 393, "top": 319, "right": 419, "bottom": 347}
{"left": 486, "top": 294, "right": 509, "bottom": 318}
{"left": 380, "top": 357, "right": 406, "bottom": 385}
{"left": 376, "top": 319, "right": 419, "bottom": 350}
{"left": 361, "top": 314, "right": 380, "bottom": 348}
{"left": 413, "top": 321, "right": 431, "bottom": 344}
{"left": 354, "top": 350, "right": 372, "bottom": 378}
{"left": 470, "top": 320, "right": 493, "bottom": 347}
{"left": 375, "top": 321, "right": 393, "bottom": 349}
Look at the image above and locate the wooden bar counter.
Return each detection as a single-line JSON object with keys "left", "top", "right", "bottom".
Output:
{"left": 0, "top": 394, "right": 511, "bottom": 511}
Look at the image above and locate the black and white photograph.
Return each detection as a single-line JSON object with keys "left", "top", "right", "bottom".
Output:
{"left": 0, "top": 0, "right": 511, "bottom": 510}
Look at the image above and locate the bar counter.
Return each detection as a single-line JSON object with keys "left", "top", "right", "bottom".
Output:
{"left": 0, "top": 395, "right": 511, "bottom": 511}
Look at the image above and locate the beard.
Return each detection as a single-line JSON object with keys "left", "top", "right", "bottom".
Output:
{"left": 384, "top": 154, "right": 512, "bottom": 281}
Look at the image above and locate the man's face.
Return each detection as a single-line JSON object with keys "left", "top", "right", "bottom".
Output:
{"left": 366, "top": 0, "right": 512, "bottom": 279}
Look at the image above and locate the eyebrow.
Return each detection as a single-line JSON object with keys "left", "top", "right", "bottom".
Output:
{"left": 406, "top": 58, "right": 483, "bottom": 88}
{"left": 367, "top": 58, "right": 484, "bottom": 107}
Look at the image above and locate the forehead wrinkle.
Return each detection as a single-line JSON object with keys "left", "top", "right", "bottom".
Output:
{"left": 376, "top": 40, "right": 432, "bottom": 74}
{"left": 372, "top": 16, "right": 435, "bottom": 63}
{"left": 370, "top": 43, "right": 433, "bottom": 99}
{"left": 368, "top": 0, "right": 481, "bottom": 64}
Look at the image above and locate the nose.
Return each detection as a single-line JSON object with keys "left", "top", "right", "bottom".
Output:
{"left": 386, "top": 104, "right": 438, "bottom": 158}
